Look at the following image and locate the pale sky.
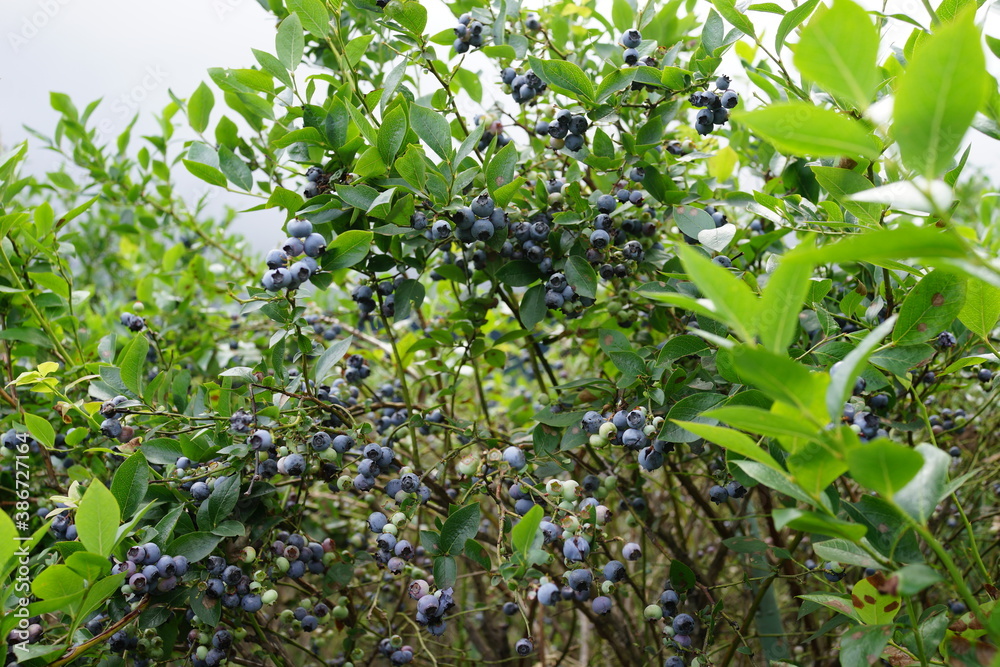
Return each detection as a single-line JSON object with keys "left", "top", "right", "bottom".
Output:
{"left": 1, "top": 0, "right": 998, "bottom": 253}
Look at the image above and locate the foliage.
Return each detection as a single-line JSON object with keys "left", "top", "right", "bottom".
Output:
{"left": 3, "top": 0, "right": 1000, "bottom": 665}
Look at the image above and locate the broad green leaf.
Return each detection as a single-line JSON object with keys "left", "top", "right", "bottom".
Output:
{"left": 757, "top": 257, "right": 812, "bottom": 353}
{"left": 732, "top": 461, "right": 816, "bottom": 506}
{"left": 958, "top": 277, "right": 1000, "bottom": 340}
{"left": 706, "top": 405, "right": 819, "bottom": 441}
{"left": 660, "top": 394, "right": 727, "bottom": 443}
{"left": 826, "top": 315, "right": 896, "bottom": 420}
{"left": 167, "top": 531, "right": 223, "bottom": 562}
{"left": 674, "top": 206, "right": 715, "bottom": 239}
{"left": 611, "top": 0, "right": 634, "bottom": 32}
{"left": 735, "top": 103, "right": 879, "bottom": 159}
{"left": 892, "top": 270, "right": 966, "bottom": 344}
{"left": 596, "top": 69, "right": 637, "bottom": 104}
{"left": 119, "top": 334, "right": 149, "bottom": 398}
{"left": 439, "top": 504, "right": 481, "bottom": 555}
{"left": 218, "top": 146, "right": 252, "bottom": 191}
{"left": 893, "top": 563, "right": 943, "bottom": 595}
{"left": 790, "top": 225, "right": 970, "bottom": 266}
{"left": 845, "top": 439, "right": 923, "bottom": 499}
{"left": 24, "top": 413, "right": 55, "bottom": 449}
{"left": 182, "top": 160, "right": 227, "bottom": 188}
{"left": 197, "top": 475, "right": 240, "bottom": 531}
{"left": 812, "top": 538, "right": 881, "bottom": 569}
{"left": 894, "top": 443, "right": 950, "bottom": 524}
{"left": 729, "top": 345, "right": 827, "bottom": 417}
{"left": 387, "top": 1, "right": 427, "bottom": 35}
{"left": 894, "top": 9, "right": 988, "bottom": 176}
{"left": 313, "top": 335, "right": 354, "bottom": 383}
{"left": 110, "top": 451, "right": 149, "bottom": 519}
{"left": 276, "top": 12, "right": 304, "bottom": 70}
{"left": 76, "top": 481, "right": 120, "bottom": 557}
{"left": 773, "top": 508, "right": 867, "bottom": 541}
{"left": 66, "top": 551, "right": 111, "bottom": 581}
{"left": 434, "top": 555, "right": 457, "bottom": 587}
{"left": 869, "top": 344, "right": 934, "bottom": 377}
{"left": 324, "top": 230, "right": 373, "bottom": 270}
{"left": 712, "top": 0, "right": 755, "bottom": 37}
{"left": 346, "top": 35, "right": 375, "bottom": 67}
{"left": 677, "top": 245, "right": 759, "bottom": 340}
{"left": 512, "top": 504, "right": 543, "bottom": 555}
{"left": 32, "top": 564, "right": 84, "bottom": 600}
{"left": 839, "top": 625, "right": 893, "bottom": 662}
{"left": 520, "top": 284, "right": 546, "bottom": 329}
{"left": 287, "top": 0, "right": 329, "bottom": 37}
{"left": 527, "top": 56, "right": 595, "bottom": 102}
{"left": 187, "top": 82, "right": 214, "bottom": 134}
{"left": 673, "top": 421, "right": 782, "bottom": 471}
{"left": 410, "top": 105, "right": 453, "bottom": 160}
{"left": 851, "top": 576, "right": 902, "bottom": 624}
{"left": 485, "top": 140, "right": 518, "bottom": 196}
{"left": 565, "top": 255, "right": 597, "bottom": 300}
{"left": 377, "top": 104, "right": 408, "bottom": 166}
{"left": 792, "top": 0, "right": 878, "bottom": 109}
{"left": 775, "top": 0, "right": 819, "bottom": 50}
{"left": 811, "top": 166, "right": 884, "bottom": 226}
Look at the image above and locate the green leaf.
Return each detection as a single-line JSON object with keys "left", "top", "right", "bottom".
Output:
{"left": 188, "top": 82, "right": 214, "bottom": 134}
{"left": 892, "top": 270, "right": 966, "bottom": 344}
{"left": 839, "top": 625, "right": 893, "bottom": 663}
{"left": 387, "top": 1, "right": 427, "bottom": 35}
{"left": 734, "top": 103, "right": 879, "bottom": 159}
{"left": 512, "top": 504, "right": 543, "bottom": 555}
{"left": 712, "top": 0, "right": 755, "bottom": 37}
{"left": 495, "top": 261, "right": 542, "bottom": 287}
{"left": 325, "top": 230, "right": 373, "bottom": 270}
{"left": 596, "top": 68, "right": 637, "bottom": 104}
{"left": 197, "top": 475, "right": 240, "bottom": 531}
{"left": 520, "top": 284, "right": 546, "bottom": 329}
{"left": 851, "top": 576, "right": 902, "bottom": 624}
{"left": 677, "top": 245, "right": 759, "bottom": 340}
{"left": 485, "top": 140, "right": 518, "bottom": 196}
{"left": 776, "top": 0, "right": 819, "bottom": 50}
{"left": 565, "top": 255, "right": 597, "bottom": 300}
{"left": 287, "top": 0, "right": 329, "bottom": 37}
{"left": 826, "top": 315, "right": 896, "bottom": 420}
{"left": 893, "top": 563, "right": 943, "bottom": 595}
{"left": 110, "top": 451, "right": 149, "bottom": 520}
{"left": 313, "top": 335, "right": 354, "bottom": 383}
{"left": 218, "top": 146, "right": 252, "bottom": 191}
{"left": 346, "top": 34, "right": 375, "bottom": 67}
{"left": 845, "top": 439, "right": 924, "bottom": 499}
{"left": 24, "top": 413, "right": 55, "bottom": 449}
{"left": 894, "top": 443, "right": 950, "bottom": 524}
{"left": 705, "top": 405, "right": 819, "bottom": 441}
{"left": 167, "top": 531, "right": 223, "bottom": 562}
{"left": 182, "top": 159, "right": 227, "bottom": 188}
{"left": 669, "top": 559, "right": 696, "bottom": 591}
{"left": 811, "top": 166, "right": 884, "bottom": 226}
{"left": 958, "top": 277, "right": 1000, "bottom": 340}
{"left": 773, "top": 508, "right": 867, "bottom": 541}
{"left": 527, "top": 56, "right": 595, "bottom": 102}
{"left": 433, "top": 555, "right": 457, "bottom": 587}
{"left": 732, "top": 461, "right": 816, "bottom": 506}
{"left": 76, "top": 481, "right": 120, "bottom": 557}
{"left": 792, "top": 0, "right": 878, "bottom": 108}
{"left": 757, "top": 257, "right": 812, "bottom": 354}
{"left": 377, "top": 104, "right": 408, "bottom": 166}
{"left": 660, "top": 393, "right": 727, "bottom": 443}
{"left": 276, "top": 12, "right": 304, "bottom": 70}
{"left": 674, "top": 205, "right": 716, "bottom": 239}
{"left": 790, "top": 225, "right": 971, "bottom": 266}
{"left": 32, "top": 564, "right": 84, "bottom": 600}
{"left": 729, "top": 345, "right": 827, "bottom": 418}
{"left": 439, "top": 504, "right": 480, "bottom": 555}
{"left": 493, "top": 176, "right": 526, "bottom": 209}
{"left": 674, "top": 421, "right": 782, "bottom": 471}
{"left": 894, "top": 8, "right": 988, "bottom": 177}
{"left": 812, "top": 538, "right": 881, "bottom": 569}
{"left": 611, "top": 0, "right": 634, "bottom": 31}
{"left": 119, "top": 334, "right": 149, "bottom": 398}
{"left": 410, "top": 105, "right": 452, "bottom": 160}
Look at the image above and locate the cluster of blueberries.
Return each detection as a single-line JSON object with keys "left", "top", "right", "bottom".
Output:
{"left": 451, "top": 193, "right": 509, "bottom": 244}
{"left": 187, "top": 629, "right": 235, "bottom": 667}
{"left": 261, "top": 218, "right": 326, "bottom": 292}
{"left": 707, "top": 480, "right": 747, "bottom": 505}
{"left": 842, "top": 403, "right": 888, "bottom": 443}
{"left": 502, "top": 67, "right": 547, "bottom": 106}
{"left": 591, "top": 193, "right": 648, "bottom": 275}
{"left": 376, "top": 636, "right": 416, "bottom": 665}
{"left": 620, "top": 28, "right": 643, "bottom": 65}
{"left": 345, "top": 353, "right": 372, "bottom": 385}
{"left": 119, "top": 311, "right": 146, "bottom": 332}
{"left": 111, "top": 542, "right": 189, "bottom": 597}
{"left": 541, "top": 272, "right": 590, "bottom": 319}
{"left": 302, "top": 166, "right": 329, "bottom": 199}
{"left": 453, "top": 12, "right": 486, "bottom": 54}
{"left": 502, "top": 209, "right": 556, "bottom": 270}
{"left": 99, "top": 395, "right": 136, "bottom": 444}
{"left": 269, "top": 531, "right": 336, "bottom": 586}
{"left": 351, "top": 277, "right": 403, "bottom": 325}
{"left": 367, "top": 510, "right": 416, "bottom": 574}
{"left": 535, "top": 108, "right": 590, "bottom": 152}
{"left": 474, "top": 115, "right": 512, "bottom": 152}
{"left": 581, "top": 406, "right": 674, "bottom": 472}
{"left": 410, "top": 582, "right": 456, "bottom": 636}
{"left": 690, "top": 76, "right": 740, "bottom": 135}
{"left": 306, "top": 313, "right": 343, "bottom": 341}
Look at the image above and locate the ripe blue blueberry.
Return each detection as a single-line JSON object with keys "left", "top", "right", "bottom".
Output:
{"left": 563, "top": 536, "right": 590, "bottom": 562}
{"left": 716, "top": 75, "right": 731, "bottom": 90}
{"left": 190, "top": 482, "right": 210, "bottom": 501}
{"left": 287, "top": 219, "right": 312, "bottom": 238}
{"left": 673, "top": 613, "right": 695, "bottom": 635}
{"left": 471, "top": 218, "right": 494, "bottom": 241}
{"left": 603, "top": 560, "right": 626, "bottom": 583}
{"left": 596, "top": 194, "right": 617, "bottom": 214}
{"left": 303, "top": 233, "right": 326, "bottom": 257}
{"left": 503, "top": 446, "right": 527, "bottom": 469}
{"left": 501, "top": 67, "right": 517, "bottom": 85}
{"left": 515, "top": 638, "right": 533, "bottom": 656}
{"left": 623, "top": 48, "right": 639, "bottom": 66}
{"left": 265, "top": 248, "right": 287, "bottom": 268}
{"left": 721, "top": 90, "right": 739, "bottom": 109}
{"left": 283, "top": 453, "right": 306, "bottom": 476}
{"left": 241, "top": 593, "right": 263, "bottom": 612}
{"left": 282, "top": 237, "right": 304, "bottom": 257}
{"left": 537, "top": 582, "right": 560, "bottom": 605}
{"left": 621, "top": 29, "right": 641, "bottom": 48}
{"left": 592, "top": 596, "right": 612, "bottom": 615}
{"left": 471, "top": 194, "right": 495, "bottom": 218}
{"left": 708, "top": 485, "right": 729, "bottom": 504}
{"left": 590, "top": 229, "right": 611, "bottom": 249}
{"left": 622, "top": 542, "right": 641, "bottom": 561}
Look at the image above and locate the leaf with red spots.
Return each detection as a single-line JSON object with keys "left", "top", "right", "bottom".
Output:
{"left": 852, "top": 575, "right": 902, "bottom": 625}
{"left": 892, "top": 270, "right": 967, "bottom": 345}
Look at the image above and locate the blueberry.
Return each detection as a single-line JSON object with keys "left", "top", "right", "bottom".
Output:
{"left": 629, "top": 167, "right": 645, "bottom": 182}
{"left": 471, "top": 194, "right": 495, "bottom": 218}
{"left": 502, "top": 601, "right": 519, "bottom": 616}
{"left": 332, "top": 434, "right": 354, "bottom": 453}
{"left": 622, "top": 542, "right": 641, "bottom": 561}
{"left": 568, "top": 115, "right": 589, "bottom": 136}
{"left": 590, "top": 229, "right": 611, "bottom": 249}
{"left": 515, "top": 638, "right": 534, "bottom": 656}
{"left": 265, "top": 248, "right": 287, "bottom": 268}
{"left": 596, "top": 194, "right": 617, "bottom": 214}
{"left": 721, "top": 90, "right": 739, "bottom": 109}
{"left": 937, "top": 331, "right": 957, "bottom": 348}
{"left": 980, "top": 368, "right": 994, "bottom": 382}
{"left": 563, "top": 536, "right": 590, "bottom": 562}
{"left": 672, "top": 613, "right": 695, "bottom": 635}
{"left": 525, "top": 14, "right": 541, "bottom": 31}
{"left": 303, "top": 233, "right": 326, "bottom": 257}
{"left": 306, "top": 166, "right": 323, "bottom": 182}
{"left": 100, "top": 418, "right": 122, "bottom": 438}
{"left": 592, "top": 596, "right": 613, "bottom": 615}
{"left": 471, "top": 218, "right": 494, "bottom": 241}
{"left": 368, "top": 511, "right": 388, "bottom": 533}
{"left": 537, "top": 582, "right": 560, "bottom": 606}
{"left": 282, "top": 237, "right": 304, "bottom": 256}
{"left": 287, "top": 219, "right": 313, "bottom": 238}
{"left": 155, "top": 555, "right": 176, "bottom": 577}
{"left": 241, "top": 594, "right": 263, "bottom": 612}
{"left": 564, "top": 134, "right": 584, "bottom": 151}
{"left": 665, "top": 657, "right": 686, "bottom": 667}
{"left": 949, "top": 446, "right": 961, "bottom": 457}
{"left": 283, "top": 453, "right": 306, "bottom": 476}
{"left": 603, "top": 560, "right": 626, "bottom": 583}
{"left": 623, "top": 48, "right": 639, "bottom": 66}
{"left": 501, "top": 67, "right": 517, "bottom": 85}
{"left": 454, "top": 38, "right": 469, "bottom": 54}
{"left": 311, "top": 432, "right": 331, "bottom": 451}
{"left": 621, "top": 29, "right": 641, "bottom": 48}
{"left": 249, "top": 429, "right": 272, "bottom": 450}
{"left": 190, "top": 482, "right": 210, "bottom": 501}
{"left": 581, "top": 411, "right": 605, "bottom": 434}
{"left": 503, "top": 446, "right": 527, "bottom": 469}
{"left": 410, "top": 211, "right": 428, "bottom": 230}
{"left": 535, "top": 120, "right": 550, "bottom": 135}
{"left": 708, "top": 485, "right": 729, "bottom": 504}
{"left": 301, "top": 615, "right": 318, "bottom": 631}
{"left": 716, "top": 75, "right": 731, "bottom": 90}
{"left": 725, "top": 481, "right": 747, "bottom": 499}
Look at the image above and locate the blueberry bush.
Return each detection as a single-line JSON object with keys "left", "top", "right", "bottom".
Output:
{"left": 4, "top": 0, "right": 1000, "bottom": 665}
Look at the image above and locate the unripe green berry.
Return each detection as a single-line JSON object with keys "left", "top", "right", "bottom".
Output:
{"left": 644, "top": 604, "right": 663, "bottom": 620}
